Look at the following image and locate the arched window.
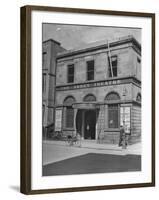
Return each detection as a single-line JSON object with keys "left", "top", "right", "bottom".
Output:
{"left": 64, "top": 96, "right": 76, "bottom": 106}
{"left": 136, "top": 93, "right": 141, "bottom": 102}
{"left": 105, "top": 92, "right": 120, "bottom": 101}
{"left": 63, "top": 96, "right": 76, "bottom": 128}
{"left": 83, "top": 94, "right": 96, "bottom": 102}
{"left": 42, "top": 105, "right": 45, "bottom": 125}
{"left": 105, "top": 92, "right": 120, "bottom": 128}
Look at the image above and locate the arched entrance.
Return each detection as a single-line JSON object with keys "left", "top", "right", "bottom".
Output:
{"left": 84, "top": 110, "right": 96, "bottom": 139}
{"left": 75, "top": 94, "right": 97, "bottom": 140}
{"left": 76, "top": 109, "right": 96, "bottom": 140}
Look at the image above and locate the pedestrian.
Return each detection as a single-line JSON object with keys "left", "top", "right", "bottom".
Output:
{"left": 122, "top": 124, "right": 127, "bottom": 149}
{"left": 119, "top": 125, "right": 124, "bottom": 147}
{"left": 76, "top": 132, "right": 81, "bottom": 147}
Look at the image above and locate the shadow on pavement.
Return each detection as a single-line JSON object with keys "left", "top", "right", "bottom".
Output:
{"left": 43, "top": 153, "right": 141, "bottom": 176}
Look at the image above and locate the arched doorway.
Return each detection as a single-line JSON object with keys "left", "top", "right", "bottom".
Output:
{"left": 84, "top": 110, "right": 96, "bottom": 139}
{"left": 75, "top": 94, "right": 97, "bottom": 140}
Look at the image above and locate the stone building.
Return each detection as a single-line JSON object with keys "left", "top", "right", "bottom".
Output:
{"left": 54, "top": 35, "right": 141, "bottom": 144}
{"left": 43, "top": 35, "right": 141, "bottom": 144}
{"left": 42, "top": 39, "right": 65, "bottom": 138}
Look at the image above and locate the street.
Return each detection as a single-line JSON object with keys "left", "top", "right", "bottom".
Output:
{"left": 42, "top": 140, "right": 141, "bottom": 176}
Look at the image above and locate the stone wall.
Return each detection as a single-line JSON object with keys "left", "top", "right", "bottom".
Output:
{"left": 56, "top": 44, "right": 140, "bottom": 86}
{"left": 130, "top": 105, "right": 141, "bottom": 144}
{"left": 56, "top": 83, "right": 133, "bottom": 105}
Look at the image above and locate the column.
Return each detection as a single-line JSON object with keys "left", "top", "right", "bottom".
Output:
{"left": 62, "top": 106, "right": 66, "bottom": 129}
{"left": 81, "top": 110, "right": 85, "bottom": 139}
{"left": 73, "top": 108, "right": 78, "bottom": 135}
{"left": 104, "top": 104, "right": 108, "bottom": 129}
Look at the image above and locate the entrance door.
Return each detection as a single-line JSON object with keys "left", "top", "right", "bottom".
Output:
{"left": 76, "top": 110, "right": 82, "bottom": 136}
{"left": 84, "top": 110, "right": 96, "bottom": 139}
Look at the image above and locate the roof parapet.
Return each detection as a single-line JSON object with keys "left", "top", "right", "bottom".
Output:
{"left": 43, "top": 38, "right": 61, "bottom": 45}
{"left": 56, "top": 35, "right": 141, "bottom": 59}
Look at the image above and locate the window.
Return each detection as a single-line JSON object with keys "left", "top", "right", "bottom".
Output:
{"left": 137, "top": 57, "right": 141, "bottom": 64}
{"left": 108, "top": 104, "right": 119, "bottom": 128}
{"left": 42, "top": 74, "right": 46, "bottom": 93}
{"left": 105, "top": 92, "right": 120, "bottom": 101}
{"left": 108, "top": 56, "right": 117, "bottom": 77}
{"left": 42, "top": 105, "right": 45, "bottom": 124}
{"left": 136, "top": 93, "right": 141, "bottom": 102}
{"left": 105, "top": 92, "right": 120, "bottom": 129}
{"left": 83, "top": 94, "right": 96, "bottom": 102}
{"left": 63, "top": 96, "right": 76, "bottom": 128}
{"left": 87, "top": 60, "right": 94, "bottom": 81}
{"left": 42, "top": 52, "right": 47, "bottom": 67}
{"left": 67, "top": 64, "right": 74, "bottom": 83}
{"left": 66, "top": 107, "right": 74, "bottom": 128}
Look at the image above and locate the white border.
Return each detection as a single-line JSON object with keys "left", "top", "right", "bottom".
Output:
{"left": 31, "top": 10, "right": 152, "bottom": 190}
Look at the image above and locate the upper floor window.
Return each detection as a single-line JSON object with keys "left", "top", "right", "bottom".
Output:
{"left": 136, "top": 93, "right": 141, "bottom": 102}
{"left": 42, "top": 52, "right": 47, "bottom": 67}
{"left": 67, "top": 64, "right": 74, "bottom": 83}
{"left": 87, "top": 60, "right": 94, "bottom": 81}
{"left": 137, "top": 57, "right": 141, "bottom": 64}
{"left": 108, "top": 55, "right": 117, "bottom": 77}
{"left": 42, "top": 74, "right": 46, "bottom": 94}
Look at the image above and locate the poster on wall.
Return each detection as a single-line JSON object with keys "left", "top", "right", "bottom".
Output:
{"left": 55, "top": 108, "right": 62, "bottom": 132}
{"left": 120, "top": 106, "right": 131, "bottom": 134}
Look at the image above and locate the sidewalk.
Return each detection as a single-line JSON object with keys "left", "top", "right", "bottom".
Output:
{"left": 43, "top": 139, "right": 141, "bottom": 154}
{"left": 43, "top": 140, "right": 141, "bottom": 165}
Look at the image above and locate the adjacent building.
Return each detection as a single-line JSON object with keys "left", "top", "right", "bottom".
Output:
{"left": 43, "top": 35, "right": 141, "bottom": 144}
{"left": 42, "top": 39, "right": 65, "bottom": 138}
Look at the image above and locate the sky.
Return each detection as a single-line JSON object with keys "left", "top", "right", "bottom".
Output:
{"left": 43, "top": 23, "right": 141, "bottom": 50}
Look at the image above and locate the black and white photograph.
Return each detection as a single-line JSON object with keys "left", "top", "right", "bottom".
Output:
{"left": 42, "top": 23, "right": 142, "bottom": 176}
{"left": 20, "top": 5, "right": 155, "bottom": 194}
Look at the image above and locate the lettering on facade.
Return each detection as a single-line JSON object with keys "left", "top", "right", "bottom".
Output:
{"left": 56, "top": 78, "right": 136, "bottom": 91}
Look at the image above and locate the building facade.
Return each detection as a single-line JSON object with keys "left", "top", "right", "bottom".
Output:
{"left": 54, "top": 36, "right": 141, "bottom": 144}
{"left": 42, "top": 39, "right": 65, "bottom": 138}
